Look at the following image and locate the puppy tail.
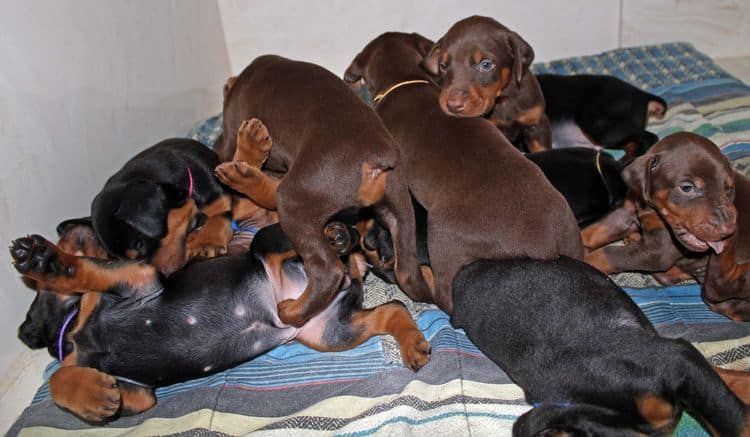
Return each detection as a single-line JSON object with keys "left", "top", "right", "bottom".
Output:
{"left": 358, "top": 161, "right": 391, "bottom": 206}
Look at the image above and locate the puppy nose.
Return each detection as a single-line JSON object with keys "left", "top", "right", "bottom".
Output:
{"left": 445, "top": 92, "right": 467, "bottom": 114}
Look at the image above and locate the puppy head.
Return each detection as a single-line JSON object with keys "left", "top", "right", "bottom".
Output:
{"left": 422, "top": 15, "right": 534, "bottom": 118}
{"left": 622, "top": 132, "right": 737, "bottom": 254}
{"left": 344, "top": 32, "right": 435, "bottom": 97}
{"left": 56, "top": 216, "right": 109, "bottom": 259}
{"left": 513, "top": 402, "right": 675, "bottom": 437}
{"left": 18, "top": 290, "right": 79, "bottom": 358}
{"left": 92, "top": 181, "right": 195, "bottom": 274}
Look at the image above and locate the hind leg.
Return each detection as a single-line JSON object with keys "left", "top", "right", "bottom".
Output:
{"left": 296, "top": 253, "right": 431, "bottom": 371}
{"left": 376, "top": 171, "right": 433, "bottom": 302}
{"left": 704, "top": 236, "right": 750, "bottom": 320}
{"left": 10, "top": 235, "right": 161, "bottom": 297}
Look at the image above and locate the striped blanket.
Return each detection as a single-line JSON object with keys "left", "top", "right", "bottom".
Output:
{"left": 9, "top": 43, "right": 750, "bottom": 436}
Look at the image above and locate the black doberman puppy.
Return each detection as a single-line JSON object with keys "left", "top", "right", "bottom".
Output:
{"left": 11, "top": 221, "right": 429, "bottom": 423}
{"left": 451, "top": 257, "right": 749, "bottom": 436}
{"left": 91, "top": 138, "right": 233, "bottom": 276}
{"left": 337, "top": 216, "right": 750, "bottom": 434}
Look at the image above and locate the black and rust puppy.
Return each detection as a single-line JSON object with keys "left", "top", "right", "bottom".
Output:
{"left": 421, "top": 15, "right": 551, "bottom": 152}
{"left": 538, "top": 73, "right": 667, "bottom": 162}
{"left": 11, "top": 221, "right": 429, "bottom": 423}
{"left": 91, "top": 138, "right": 232, "bottom": 276}
{"left": 451, "top": 257, "right": 750, "bottom": 436}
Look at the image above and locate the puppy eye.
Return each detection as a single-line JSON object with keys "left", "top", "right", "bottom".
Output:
{"left": 477, "top": 59, "right": 495, "bottom": 72}
{"left": 438, "top": 62, "right": 448, "bottom": 72}
{"left": 133, "top": 239, "right": 144, "bottom": 251}
{"left": 679, "top": 183, "right": 695, "bottom": 193}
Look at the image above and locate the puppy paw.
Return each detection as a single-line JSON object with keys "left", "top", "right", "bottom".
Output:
{"left": 234, "top": 118, "right": 273, "bottom": 166}
{"left": 187, "top": 244, "right": 228, "bottom": 259}
{"left": 399, "top": 331, "right": 431, "bottom": 371}
{"left": 10, "top": 235, "right": 75, "bottom": 278}
{"left": 324, "top": 222, "right": 356, "bottom": 255}
{"left": 50, "top": 367, "right": 121, "bottom": 423}
{"left": 215, "top": 161, "right": 260, "bottom": 189}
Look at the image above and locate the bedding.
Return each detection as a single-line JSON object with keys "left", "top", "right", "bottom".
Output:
{"left": 9, "top": 42, "right": 750, "bottom": 436}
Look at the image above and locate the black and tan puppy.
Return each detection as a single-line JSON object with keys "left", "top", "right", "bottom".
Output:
{"left": 421, "top": 15, "right": 551, "bottom": 152}
{"left": 214, "top": 55, "right": 431, "bottom": 327}
{"left": 344, "top": 32, "right": 582, "bottom": 313}
{"left": 91, "top": 139, "right": 232, "bottom": 276}
{"left": 12, "top": 221, "right": 429, "bottom": 423}
{"left": 539, "top": 73, "right": 666, "bottom": 161}
{"left": 451, "top": 257, "right": 750, "bottom": 436}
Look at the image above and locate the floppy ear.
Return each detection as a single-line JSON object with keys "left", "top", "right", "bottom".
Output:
{"left": 621, "top": 153, "right": 660, "bottom": 202}
{"left": 420, "top": 38, "right": 442, "bottom": 75}
{"left": 506, "top": 32, "right": 534, "bottom": 85}
{"left": 56, "top": 216, "right": 93, "bottom": 237}
{"left": 114, "top": 181, "right": 168, "bottom": 239}
{"left": 411, "top": 33, "right": 435, "bottom": 57}
{"left": 344, "top": 53, "right": 365, "bottom": 85}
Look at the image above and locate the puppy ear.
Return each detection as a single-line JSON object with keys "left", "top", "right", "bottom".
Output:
{"left": 421, "top": 38, "right": 443, "bottom": 76}
{"left": 506, "top": 32, "right": 534, "bottom": 85}
{"left": 621, "top": 153, "right": 660, "bottom": 202}
{"left": 56, "top": 216, "right": 94, "bottom": 237}
{"left": 410, "top": 33, "right": 435, "bottom": 57}
{"left": 114, "top": 181, "right": 167, "bottom": 239}
{"left": 344, "top": 53, "right": 365, "bottom": 84}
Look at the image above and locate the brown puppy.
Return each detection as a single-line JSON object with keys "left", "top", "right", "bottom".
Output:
{"left": 214, "top": 55, "right": 431, "bottom": 327}
{"left": 582, "top": 132, "right": 750, "bottom": 318}
{"left": 344, "top": 32, "right": 583, "bottom": 313}
{"left": 422, "top": 16, "right": 551, "bottom": 153}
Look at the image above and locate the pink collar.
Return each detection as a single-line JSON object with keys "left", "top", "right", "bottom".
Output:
{"left": 186, "top": 167, "right": 194, "bottom": 198}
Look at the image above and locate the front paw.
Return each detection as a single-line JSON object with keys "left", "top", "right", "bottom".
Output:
{"left": 235, "top": 118, "right": 273, "bottom": 166}
{"left": 324, "top": 222, "right": 356, "bottom": 255}
{"left": 50, "top": 367, "right": 122, "bottom": 423}
{"left": 215, "top": 161, "right": 258, "bottom": 189}
{"left": 10, "top": 235, "right": 75, "bottom": 278}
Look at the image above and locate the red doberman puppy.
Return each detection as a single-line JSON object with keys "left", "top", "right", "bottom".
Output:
{"left": 214, "top": 55, "right": 431, "bottom": 327}
{"left": 343, "top": 32, "right": 583, "bottom": 313}
{"left": 582, "top": 132, "right": 750, "bottom": 319}
{"left": 421, "top": 16, "right": 551, "bottom": 153}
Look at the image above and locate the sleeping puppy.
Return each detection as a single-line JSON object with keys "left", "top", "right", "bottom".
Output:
{"left": 91, "top": 138, "right": 232, "bottom": 276}
{"left": 421, "top": 15, "right": 551, "bottom": 152}
{"left": 538, "top": 73, "right": 667, "bottom": 163}
{"left": 12, "top": 220, "right": 429, "bottom": 423}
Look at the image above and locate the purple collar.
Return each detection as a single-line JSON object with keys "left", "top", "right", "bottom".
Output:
{"left": 57, "top": 308, "right": 79, "bottom": 363}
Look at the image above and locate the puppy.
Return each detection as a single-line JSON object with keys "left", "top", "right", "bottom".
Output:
{"left": 91, "top": 139, "right": 232, "bottom": 275}
{"left": 12, "top": 221, "right": 430, "bottom": 423}
{"left": 581, "top": 132, "right": 750, "bottom": 319}
{"left": 344, "top": 32, "right": 583, "bottom": 313}
{"left": 421, "top": 15, "right": 551, "bottom": 152}
{"left": 214, "top": 55, "right": 431, "bottom": 327}
{"left": 452, "top": 256, "right": 750, "bottom": 436}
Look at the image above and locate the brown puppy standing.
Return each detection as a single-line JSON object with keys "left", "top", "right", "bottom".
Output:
{"left": 344, "top": 33, "right": 583, "bottom": 313}
{"left": 422, "top": 16, "right": 551, "bottom": 152}
{"left": 582, "top": 132, "right": 750, "bottom": 319}
{"left": 214, "top": 55, "right": 431, "bottom": 327}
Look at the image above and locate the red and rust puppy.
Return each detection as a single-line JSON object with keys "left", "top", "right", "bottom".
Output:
{"left": 344, "top": 32, "right": 583, "bottom": 313}
{"left": 12, "top": 221, "right": 429, "bottom": 423}
{"left": 422, "top": 15, "right": 551, "bottom": 153}
{"left": 214, "top": 55, "right": 431, "bottom": 327}
{"left": 581, "top": 132, "right": 750, "bottom": 319}
{"left": 91, "top": 139, "right": 232, "bottom": 276}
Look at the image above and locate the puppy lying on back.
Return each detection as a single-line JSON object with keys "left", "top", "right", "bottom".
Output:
{"left": 13, "top": 220, "right": 429, "bottom": 422}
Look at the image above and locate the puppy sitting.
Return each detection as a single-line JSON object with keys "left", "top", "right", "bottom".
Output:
{"left": 422, "top": 15, "right": 551, "bottom": 152}
{"left": 12, "top": 220, "right": 429, "bottom": 423}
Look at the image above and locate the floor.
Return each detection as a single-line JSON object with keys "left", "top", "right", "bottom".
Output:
{"left": 1, "top": 56, "right": 749, "bottom": 435}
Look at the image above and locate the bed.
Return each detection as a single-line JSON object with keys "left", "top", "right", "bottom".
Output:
{"left": 9, "top": 42, "right": 750, "bottom": 436}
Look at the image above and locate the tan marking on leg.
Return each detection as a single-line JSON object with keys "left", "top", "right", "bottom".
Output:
{"left": 119, "top": 385, "right": 156, "bottom": 416}
{"left": 150, "top": 199, "right": 198, "bottom": 276}
{"left": 185, "top": 214, "right": 232, "bottom": 259}
{"left": 215, "top": 161, "right": 279, "bottom": 210}
{"left": 635, "top": 394, "right": 676, "bottom": 430}
{"left": 233, "top": 118, "right": 273, "bottom": 167}
{"left": 714, "top": 366, "right": 750, "bottom": 405}
{"left": 358, "top": 162, "right": 389, "bottom": 206}
{"left": 517, "top": 105, "right": 544, "bottom": 126}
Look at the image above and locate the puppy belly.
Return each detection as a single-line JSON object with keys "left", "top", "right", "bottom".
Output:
{"left": 295, "top": 292, "right": 347, "bottom": 345}
{"left": 551, "top": 120, "right": 600, "bottom": 149}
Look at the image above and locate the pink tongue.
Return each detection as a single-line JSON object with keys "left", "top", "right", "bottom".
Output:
{"left": 707, "top": 240, "right": 726, "bottom": 254}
